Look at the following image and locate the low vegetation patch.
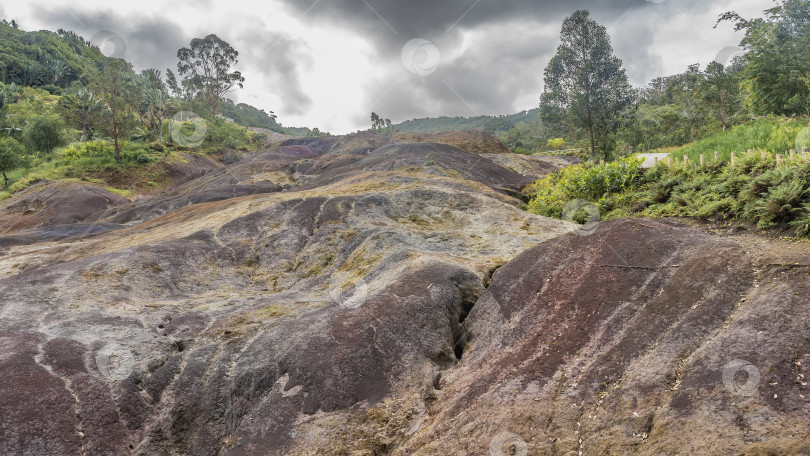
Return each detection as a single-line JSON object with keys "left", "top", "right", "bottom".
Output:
{"left": 527, "top": 156, "right": 645, "bottom": 219}
{"left": 668, "top": 117, "right": 808, "bottom": 163}
{"left": 529, "top": 131, "right": 810, "bottom": 237}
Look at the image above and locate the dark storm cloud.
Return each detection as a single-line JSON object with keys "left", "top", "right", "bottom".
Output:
{"left": 279, "top": 0, "right": 724, "bottom": 54}
{"left": 234, "top": 28, "right": 314, "bottom": 115}
{"left": 284, "top": 0, "right": 636, "bottom": 50}
{"left": 371, "top": 23, "right": 558, "bottom": 117}
{"left": 31, "top": 6, "right": 189, "bottom": 74}
{"left": 283, "top": 0, "right": 729, "bottom": 124}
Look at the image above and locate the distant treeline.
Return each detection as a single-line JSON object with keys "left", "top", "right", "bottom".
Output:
{"left": 393, "top": 109, "right": 540, "bottom": 134}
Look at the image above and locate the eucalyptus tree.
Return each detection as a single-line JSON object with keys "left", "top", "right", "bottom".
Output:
{"left": 91, "top": 58, "right": 139, "bottom": 161}
{"left": 176, "top": 34, "right": 244, "bottom": 116}
{"left": 540, "top": 10, "right": 634, "bottom": 159}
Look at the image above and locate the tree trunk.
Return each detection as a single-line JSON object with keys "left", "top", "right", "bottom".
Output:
{"left": 114, "top": 129, "right": 121, "bottom": 162}
{"left": 588, "top": 110, "right": 596, "bottom": 159}
{"left": 2, "top": 172, "right": 8, "bottom": 187}
{"left": 210, "top": 94, "right": 219, "bottom": 117}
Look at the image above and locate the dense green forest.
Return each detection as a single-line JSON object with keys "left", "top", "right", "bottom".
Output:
{"left": 0, "top": 21, "right": 331, "bottom": 198}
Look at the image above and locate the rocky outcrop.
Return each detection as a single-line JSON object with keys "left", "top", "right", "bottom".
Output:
{"left": 384, "top": 219, "right": 810, "bottom": 455}
{"left": 0, "top": 132, "right": 572, "bottom": 455}
{"left": 482, "top": 153, "right": 582, "bottom": 179}
{"left": 1, "top": 131, "right": 805, "bottom": 455}
{"left": 0, "top": 181, "right": 130, "bottom": 247}
{"left": 0, "top": 180, "right": 129, "bottom": 231}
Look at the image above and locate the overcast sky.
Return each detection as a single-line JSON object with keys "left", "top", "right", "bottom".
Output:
{"left": 3, "top": 0, "right": 768, "bottom": 133}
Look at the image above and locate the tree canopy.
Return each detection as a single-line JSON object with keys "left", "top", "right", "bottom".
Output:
{"left": 718, "top": 0, "right": 810, "bottom": 116}
{"left": 176, "top": 34, "right": 245, "bottom": 116}
{"left": 90, "top": 58, "right": 139, "bottom": 160}
{"left": 540, "top": 10, "right": 634, "bottom": 159}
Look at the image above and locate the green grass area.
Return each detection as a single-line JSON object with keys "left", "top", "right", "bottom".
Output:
{"left": 528, "top": 117, "right": 810, "bottom": 237}
{"left": 667, "top": 117, "right": 809, "bottom": 163}
{"left": 1, "top": 142, "right": 162, "bottom": 199}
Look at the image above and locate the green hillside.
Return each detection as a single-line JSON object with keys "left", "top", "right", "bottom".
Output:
{"left": 0, "top": 24, "right": 106, "bottom": 90}
{"left": 0, "top": 22, "right": 330, "bottom": 200}
{"left": 393, "top": 109, "right": 539, "bottom": 134}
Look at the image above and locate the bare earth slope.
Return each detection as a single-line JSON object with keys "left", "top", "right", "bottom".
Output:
{"left": 0, "top": 132, "right": 807, "bottom": 455}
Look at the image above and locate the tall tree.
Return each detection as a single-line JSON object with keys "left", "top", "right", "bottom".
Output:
{"left": 165, "top": 68, "right": 182, "bottom": 98}
{"left": 667, "top": 64, "right": 709, "bottom": 142}
{"left": 718, "top": 0, "right": 810, "bottom": 116}
{"left": 540, "top": 10, "right": 634, "bottom": 159}
{"left": 140, "top": 68, "right": 164, "bottom": 91}
{"left": 699, "top": 60, "right": 743, "bottom": 131}
{"left": 57, "top": 86, "right": 104, "bottom": 141}
{"left": 176, "top": 34, "right": 245, "bottom": 116}
{"left": 370, "top": 112, "right": 392, "bottom": 132}
{"left": 136, "top": 69, "right": 170, "bottom": 138}
{"left": 91, "top": 58, "right": 138, "bottom": 161}
{"left": 143, "top": 88, "right": 172, "bottom": 145}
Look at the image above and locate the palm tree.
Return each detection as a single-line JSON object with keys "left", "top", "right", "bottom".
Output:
{"left": 58, "top": 87, "right": 104, "bottom": 141}
{"left": 144, "top": 88, "right": 172, "bottom": 145}
{"left": 48, "top": 58, "right": 68, "bottom": 86}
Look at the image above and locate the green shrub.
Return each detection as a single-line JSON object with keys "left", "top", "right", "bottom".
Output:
{"left": 60, "top": 140, "right": 113, "bottom": 162}
{"left": 789, "top": 206, "right": 810, "bottom": 236}
{"left": 546, "top": 138, "right": 566, "bottom": 149}
{"left": 0, "top": 137, "right": 24, "bottom": 186}
{"left": 201, "top": 118, "right": 252, "bottom": 152}
{"left": 41, "top": 84, "right": 62, "bottom": 95}
{"left": 222, "top": 137, "right": 241, "bottom": 149}
{"left": 527, "top": 156, "right": 644, "bottom": 218}
{"left": 750, "top": 178, "right": 806, "bottom": 229}
{"left": 118, "top": 142, "right": 153, "bottom": 163}
{"left": 22, "top": 114, "right": 68, "bottom": 154}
